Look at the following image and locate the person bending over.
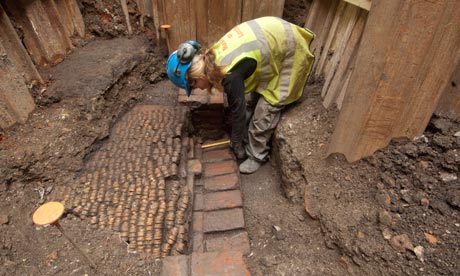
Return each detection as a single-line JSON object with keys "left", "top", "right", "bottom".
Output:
{"left": 166, "top": 16, "right": 315, "bottom": 174}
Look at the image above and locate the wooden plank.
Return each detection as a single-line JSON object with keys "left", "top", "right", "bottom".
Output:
{"left": 65, "top": 0, "right": 85, "bottom": 37}
{"left": 435, "top": 64, "right": 460, "bottom": 120}
{"left": 163, "top": 0, "right": 197, "bottom": 53}
{"left": 3, "top": 0, "right": 69, "bottom": 66}
{"left": 137, "top": 0, "right": 146, "bottom": 28}
{"left": 306, "top": 0, "right": 339, "bottom": 79}
{"left": 54, "top": 0, "right": 75, "bottom": 36}
{"left": 150, "top": 0, "right": 160, "bottom": 44}
{"left": 321, "top": 3, "right": 359, "bottom": 97}
{"left": 316, "top": 0, "right": 346, "bottom": 78}
{"left": 241, "top": 0, "right": 285, "bottom": 22}
{"left": 208, "top": 0, "right": 242, "bottom": 45}
{"left": 0, "top": 42, "right": 35, "bottom": 129}
{"left": 195, "top": 0, "right": 208, "bottom": 46}
{"left": 0, "top": 4, "right": 43, "bottom": 83}
{"left": 343, "top": 0, "right": 371, "bottom": 11}
{"left": 322, "top": 7, "right": 367, "bottom": 107}
{"left": 42, "top": 0, "right": 74, "bottom": 50}
{"left": 328, "top": 0, "right": 460, "bottom": 162}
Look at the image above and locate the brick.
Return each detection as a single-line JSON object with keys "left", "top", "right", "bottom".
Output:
{"left": 209, "top": 94, "right": 224, "bottom": 105}
{"left": 202, "top": 149, "right": 233, "bottom": 163}
{"left": 189, "top": 87, "right": 208, "bottom": 96}
{"left": 204, "top": 174, "right": 239, "bottom": 191}
{"left": 193, "top": 211, "right": 203, "bottom": 232}
{"left": 203, "top": 208, "right": 245, "bottom": 233}
{"left": 209, "top": 88, "right": 224, "bottom": 104}
{"left": 160, "top": 255, "right": 189, "bottom": 276}
{"left": 187, "top": 159, "right": 202, "bottom": 175}
{"left": 204, "top": 160, "right": 236, "bottom": 177}
{"left": 193, "top": 232, "right": 204, "bottom": 253}
{"left": 205, "top": 232, "right": 251, "bottom": 255}
{"left": 204, "top": 190, "right": 242, "bottom": 211}
{"left": 191, "top": 251, "right": 250, "bottom": 276}
{"left": 194, "top": 192, "right": 204, "bottom": 211}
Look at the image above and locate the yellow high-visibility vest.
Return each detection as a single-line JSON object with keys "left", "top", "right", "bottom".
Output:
{"left": 212, "top": 16, "right": 315, "bottom": 106}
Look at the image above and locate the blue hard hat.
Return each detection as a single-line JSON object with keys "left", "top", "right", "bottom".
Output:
{"left": 166, "top": 40, "right": 201, "bottom": 96}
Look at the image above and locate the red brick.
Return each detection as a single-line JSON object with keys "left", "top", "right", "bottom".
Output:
{"left": 160, "top": 255, "right": 189, "bottom": 276}
{"left": 203, "top": 208, "right": 245, "bottom": 233}
{"left": 202, "top": 149, "right": 233, "bottom": 163}
{"left": 204, "top": 190, "right": 243, "bottom": 211}
{"left": 204, "top": 174, "right": 239, "bottom": 191}
{"left": 191, "top": 251, "right": 250, "bottom": 276}
{"left": 194, "top": 192, "right": 204, "bottom": 211}
{"left": 205, "top": 232, "right": 251, "bottom": 255}
{"left": 209, "top": 92, "right": 224, "bottom": 105}
{"left": 189, "top": 87, "right": 208, "bottom": 96}
{"left": 193, "top": 232, "right": 204, "bottom": 253}
{"left": 193, "top": 211, "right": 203, "bottom": 232}
{"left": 204, "top": 160, "right": 236, "bottom": 177}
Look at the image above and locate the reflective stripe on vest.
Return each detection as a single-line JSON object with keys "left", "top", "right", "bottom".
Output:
{"left": 214, "top": 17, "right": 315, "bottom": 106}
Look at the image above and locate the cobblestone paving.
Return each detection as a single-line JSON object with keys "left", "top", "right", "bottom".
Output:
{"left": 57, "top": 105, "right": 191, "bottom": 258}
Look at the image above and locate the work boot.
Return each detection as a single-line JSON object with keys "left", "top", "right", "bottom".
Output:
{"left": 239, "top": 158, "right": 262, "bottom": 174}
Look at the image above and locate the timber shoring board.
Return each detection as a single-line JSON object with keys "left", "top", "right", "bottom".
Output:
{"left": 0, "top": 42, "right": 36, "bottom": 129}
{"left": 322, "top": 7, "right": 367, "bottom": 108}
{"left": 160, "top": 0, "right": 284, "bottom": 52}
{"left": 305, "top": 0, "right": 340, "bottom": 80}
{"left": 328, "top": 0, "right": 460, "bottom": 162}
{"left": 320, "top": 3, "right": 360, "bottom": 98}
{"left": 241, "top": 0, "right": 285, "bottom": 22}
{"left": 0, "top": 4, "right": 42, "bottom": 83}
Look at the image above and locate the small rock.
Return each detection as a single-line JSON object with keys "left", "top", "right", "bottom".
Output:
{"left": 381, "top": 174, "right": 396, "bottom": 187}
{"left": 260, "top": 256, "right": 279, "bottom": 267}
{"left": 401, "top": 143, "right": 418, "bottom": 157}
{"left": 424, "top": 232, "right": 438, "bottom": 245}
{"left": 378, "top": 209, "right": 392, "bottom": 226}
{"left": 400, "top": 189, "right": 413, "bottom": 204}
{"left": 294, "top": 211, "right": 305, "bottom": 222}
{"left": 376, "top": 191, "right": 392, "bottom": 207}
{"left": 413, "top": 245, "right": 425, "bottom": 262}
{"left": 439, "top": 172, "right": 457, "bottom": 182}
{"left": 454, "top": 131, "right": 460, "bottom": 137}
{"left": 382, "top": 228, "right": 392, "bottom": 240}
{"left": 431, "top": 118, "right": 453, "bottom": 134}
{"left": 446, "top": 189, "right": 460, "bottom": 208}
{"left": 420, "top": 198, "right": 429, "bottom": 206}
{"left": 0, "top": 214, "right": 9, "bottom": 225}
{"left": 272, "top": 225, "right": 286, "bottom": 241}
{"left": 390, "top": 234, "right": 413, "bottom": 253}
{"left": 416, "top": 160, "right": 430, "bottom": 170}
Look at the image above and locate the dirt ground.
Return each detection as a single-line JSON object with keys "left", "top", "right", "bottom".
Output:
{"left": 1, "top": 1, "right": 459, "bottom": 276}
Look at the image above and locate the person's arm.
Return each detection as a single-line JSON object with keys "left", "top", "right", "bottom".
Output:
{"left": 222, "top": 58, "right": 257, "bottom": 153}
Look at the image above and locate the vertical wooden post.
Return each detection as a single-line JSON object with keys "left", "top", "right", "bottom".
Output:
{"left": 0, "top": 4, "right": 43, "bottom": 83}
{"left": 0, "top": 42, "right": 35, "bottom": 129}
{"left": 328, "top": 0, "right": 460, "bottom": 162}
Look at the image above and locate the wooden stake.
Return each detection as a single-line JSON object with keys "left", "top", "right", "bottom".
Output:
{"left": 33, "top": 202, "right": 96, "bottom": 270}
{"left": 120, "top": 0, "right": 132, "bottom": 35}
